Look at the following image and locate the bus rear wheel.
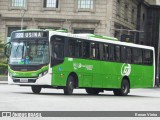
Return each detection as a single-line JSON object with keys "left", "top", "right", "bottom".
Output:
{"left": 113, "top": 79, "right": 130, "bottom": 96}
{"left": 64, "top": 76, "right": 74, "bottom": 95}
{"left": 86, "top": 88, "right": 100, "bottom": 95}
{"left": 31, "top": 86, "right": 42, "bottom": 94}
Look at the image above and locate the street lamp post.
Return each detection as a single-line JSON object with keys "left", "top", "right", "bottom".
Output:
{"left": 21, "top": 10, "right": 26, "bottom": 30}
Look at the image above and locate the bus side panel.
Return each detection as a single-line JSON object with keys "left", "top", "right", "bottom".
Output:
{"left": 102, "top": 62, "right": 120, "bottom": 89}
{"left": 142, "top": 66, "right": 154, "bottom": 87}
{"left": 52, "top": 58, "right": 72, "bottom": 86}
{"left": 51, "top": 58, "right": 93, "bottom": 88}
{"left": 80, "top": 59, "right": 93, "bottom": 88}
{"left": 130, "top": 65, "right": 154, "bottom": 88}
{"left": 114, "top": 63, "right": 124, "bottom": 88}
{"left": 92, "top": 60, "right": 103, "bottom": 88}
{"left": 134, "top": 65, "right": 143, "bottom": 88}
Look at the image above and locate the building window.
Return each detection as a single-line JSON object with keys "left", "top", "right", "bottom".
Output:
{"left": 76, "top": 0, "right": 95, "bottom": 12}
{"left": 116, "top": 0, "right": 121, "bottom": 16}
{"left": 10, "top": 0, "right": 26, "bottom": 9}
{"left": 43, "top": 0, "right": 58, "bottom": 8}
{"left": 7, "top": 27, "right": 21, "bottom": 37}
{"left": 124, "top": 4, "right": 128, "bottom": 21}
{"left": 78, "top": 0, "right": 93, "bottom": 9}
{"left": 73, "top": 29, "right": 94, "bottom": 34}
{"left": 42, "top": 0, "right": 60, "bottom": 11}
{"left": 7, "top": 27, "right": 26, "bottom": 37}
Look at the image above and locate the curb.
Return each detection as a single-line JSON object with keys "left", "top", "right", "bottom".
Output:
{"left": 0, "top": 81, "right": 7, "bottom": 84}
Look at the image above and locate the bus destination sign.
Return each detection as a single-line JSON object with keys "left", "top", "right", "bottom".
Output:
{"left": 13, "top": 32, "right": 45, "bottom": 38}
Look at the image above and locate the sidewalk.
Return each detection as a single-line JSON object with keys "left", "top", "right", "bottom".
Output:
{"left": 0, "top": 76, "right": 8, "bottom": 84}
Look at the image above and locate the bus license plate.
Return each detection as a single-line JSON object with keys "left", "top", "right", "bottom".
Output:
{"left": 20, "top": 78, "right": 28, "bottom": 83}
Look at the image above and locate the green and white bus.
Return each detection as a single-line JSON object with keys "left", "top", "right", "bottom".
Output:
{"left": 5, "top": 29, "right": 155, "bottom": 96}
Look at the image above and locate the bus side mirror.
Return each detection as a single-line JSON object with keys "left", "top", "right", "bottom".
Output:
{"left": 4, "top": 42, "right": 11, "bottom": 58}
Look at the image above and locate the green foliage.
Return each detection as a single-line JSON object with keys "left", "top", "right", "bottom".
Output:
{"left": 0, "top": 33, "right": 4, "bottom": 53}
{"left": 0, "top": 63, "right": 8, "bottom": 75}
{"left": 0, "top": 33, "right": 8, "bottom": 74}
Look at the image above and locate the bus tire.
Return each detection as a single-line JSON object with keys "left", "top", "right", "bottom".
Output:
{"left": 64, "top": 76, "right": 74, "bottom": 95}
{"left": 113, "top": 79, "right": 130, "bottom": 96}
{"left": 85, "top": 88, "right": 100, "bottom": 95}
{"left": 31, "top": 86, "right": 42, "bottom": 94}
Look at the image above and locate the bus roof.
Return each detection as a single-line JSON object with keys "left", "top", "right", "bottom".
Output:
{"left": 15, "top": 29, "right": 68, "bottom": 33}
{"left": 13, "top": 29, "right": 154, "bottom": 50}
{"left": 49, "top": 31, "right": 154, "bottom": 50}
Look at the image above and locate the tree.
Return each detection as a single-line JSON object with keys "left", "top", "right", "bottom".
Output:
{"left": 0, "top": 33, "right": 8, "bottom": 75}
{"left": 0, "top": 33, "right": 6, "bottom": 63}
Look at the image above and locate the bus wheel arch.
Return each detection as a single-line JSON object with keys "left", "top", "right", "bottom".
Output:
{"left": 122, "top": 76, "right": 130, "bottom": 89}
{"left": 113, "top": 76, "right": 130, "bottom": 96}
{"left": 68, "top": 72, "right": 79, "bottom": 88}
{"left": 63, "top": 72, "right": 78, "bottom": 95}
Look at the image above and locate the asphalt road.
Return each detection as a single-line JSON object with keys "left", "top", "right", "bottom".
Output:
{"left": 0, "top": 84, "right": 160, "bottom": 112}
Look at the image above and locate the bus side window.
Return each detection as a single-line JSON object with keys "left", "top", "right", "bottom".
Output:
{"left": 138, "top": 49, "right": 143, "bottom": 64}
{"left": 143, "top": 50, "right": 153, "bottom": 65}
{"left": 109, "top": 45, "right": 115, "bottom": 61}
{"left": 126, "top": 47, "right": 132, "bottom": 63}
{"left": 69, "top": 39, "right": 76, "bottom": 57}
{"left": 83, "top": 41, "right": 90, "bottom": 58}
{"left": 103, "top": 44, "right": 109, "bottom": 61}
{"left": 115, "top": 45, "right": 120, "bottom": 62}
{"left": 50, "top": 35, "right": 65, "bottom": 67}
{"left": 96, "top": 43, "right": 100, "bottom": 60}
{"left": 99, "top": 43, "right": 104, "bottom": 60}
{"left": 90, "top": 42, "right": 96, "bottom": 59}
{"left": 76, "top": 40, "right": 83, "bottom": 58}
{"left": 53, "top": 43, "right": 64, "bottom": 60}
{"left": 121, "top": 46, "right": 127, "bottom": 63}
{"left": 132, "top": 48, "right": 142, "bottom": 64}
{"left": 51, "top": 36, "right": 64, "bottom": 60}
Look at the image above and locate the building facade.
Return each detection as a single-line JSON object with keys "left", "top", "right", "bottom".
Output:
{"left": 0, "top": 0, "right": 141, "bottom": 44}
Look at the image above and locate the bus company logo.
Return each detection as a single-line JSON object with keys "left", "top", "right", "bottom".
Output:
{"left": 73, "top": 63, "right": 82, "bottom": 70}
{"left": 121, "top": 63, "right": 131, "bottom": 76}
{"left": 73, "top": 63, "right": 93, "bottom": 71}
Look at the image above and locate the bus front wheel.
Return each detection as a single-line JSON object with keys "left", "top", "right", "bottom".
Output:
{"left": 85, "top": 88, "right": 100, "bottom": 95}
{"left": 31, "top": 86, "right": 42, "bottom": 94}
{"left": 113, "top": 79, "right": 130, "bottom": 96}
{"left": 64, "top": 76, "right": 74, "bottom": 95}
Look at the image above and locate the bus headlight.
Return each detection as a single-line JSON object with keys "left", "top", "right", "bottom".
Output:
{"left": 43, "top": 71, "right": 48, "bottom": 75}
{"left": 38, "top": 73, "right": 43, "bottom": 78}
{"left": 38, "top": 71, "right": 48, "bottom": 78}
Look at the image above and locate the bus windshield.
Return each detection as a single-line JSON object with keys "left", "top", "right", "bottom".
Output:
{"left": 9, "top": 40, "right": 49, "bottom": 65}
